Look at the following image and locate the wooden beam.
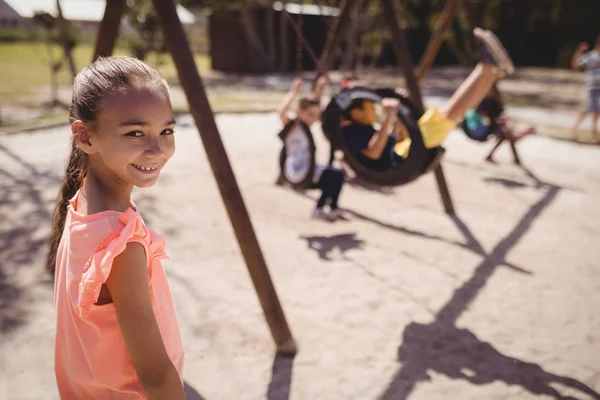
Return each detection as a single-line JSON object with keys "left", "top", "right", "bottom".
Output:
{"left": 381, "top": 0, "right": 424, "bottom": 113}
{"left": 282, "top": 10, "right": 320, "bottom": 67}
{"left": 315, "top": 0, "right": 355, "bottom": 78}
{"left": 93, "top": 0, "right": 127, "bottom": 60}
{"left": 433, "top": 163, "right": 455, "bottom": 214}
{"left": 415, "top": 0, "right": 462, "bottom": 82}
{"left": 150, "top": 0, "right": 296, "bottom": 354}
{"left": 381, "top": 0, "right": 455, "bottom": 215}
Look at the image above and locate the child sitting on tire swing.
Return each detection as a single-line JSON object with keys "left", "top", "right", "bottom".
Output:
{"left": 341, "top": 28, "right": 515, "bottom": 171}
{"left": 278, "top": 77, "right": 348, "bottom": 221}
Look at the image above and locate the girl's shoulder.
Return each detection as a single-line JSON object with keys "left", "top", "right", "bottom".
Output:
{"left": 65, "top": 202, "right": 168, "bottom": 318}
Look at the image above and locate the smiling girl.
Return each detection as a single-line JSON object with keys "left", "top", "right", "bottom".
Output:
{"left": 47, "top": 56, "right": 185, "bottom": 399}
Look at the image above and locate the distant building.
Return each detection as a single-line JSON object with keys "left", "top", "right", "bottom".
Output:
{"left": 209, "top": 1, "right": 340, "bottom": 73}
{"left": 0, "top": 0, "right": 196, "bottom": 30}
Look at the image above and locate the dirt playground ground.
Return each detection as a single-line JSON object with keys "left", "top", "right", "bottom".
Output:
{"left": 1, "top": 111, "right": 600, "bottom": 399}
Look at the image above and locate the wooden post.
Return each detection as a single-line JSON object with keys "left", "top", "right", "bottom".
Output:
{"left": 433, "top": 163, "right": 455, "bottom": 214}
{"left": 93, "top": 0, "right": 127, "bottom": 60}
{"left": 381, "top": 0, "right": 455, "bottom": 215}
{"left": 485, "top": 137, "right": 504, "bottom": 162}
{"left": 381, "top": 0, "right": 424, "bottom": 112}
{"left": 315, "top": 0, "right": 354, "bottom": 78}
{"left": 415, "top": 0, "right": 462, "bottom": 82}
{"left": 150, "top": 0, "right": 296, "bottom": 354}
{"left": 509, "top": 139, "right": 521, "bottom": 165}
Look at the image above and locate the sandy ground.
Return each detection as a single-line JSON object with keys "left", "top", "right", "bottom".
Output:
{"left": 1, "top": 112, "right": 600, "bottom": 400}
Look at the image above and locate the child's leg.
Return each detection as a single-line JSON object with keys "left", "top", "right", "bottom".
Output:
{"left": 316, "top": 191, "right": 328, "bottom": 209}
{"left": 327, "top": 168, "right": 345, "bottom": 210}
{"left": 593, "top": 112, "right": 599, "bottom": 141}
{"left": 439, "top": 63, "right": 502, "bottom": 122}
{"left": 418, "top": 28, "right": 513, "bottom": 148}
{"left": 570, "top": 110, "right": 590, "bottom": 139}
{"left": 315, "top": 167, "right": 337, "bottom": 209}
{"left": 439, "top": 28, "right": 512, "bottom": 122}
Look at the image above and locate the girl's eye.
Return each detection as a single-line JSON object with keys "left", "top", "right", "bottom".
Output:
{"left": 125, "top": 131, "right": 143, "bottom": 137}
{"left": 161, "top": 129, "right": 175, "bottom": 136}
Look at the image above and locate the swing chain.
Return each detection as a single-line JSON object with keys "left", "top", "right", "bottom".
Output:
{"left": 295, "top": 5, "right": 304, "bottom": 74}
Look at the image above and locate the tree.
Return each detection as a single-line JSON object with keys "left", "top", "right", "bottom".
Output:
{"left": 125, "top": 0, "right": 168, "bottom": 62}
{"left": 30, "top": 1, "right": 78, "bottom": 106}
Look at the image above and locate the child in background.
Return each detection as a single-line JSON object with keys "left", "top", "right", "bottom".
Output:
{"left": 278, "top": 77, "right": 348, "bottom": 221}
{"left": 341, "top": 28, "right": 516, "bottom": 170}
{"left": 48, "top": 56, "right": 185, "bottom": 399}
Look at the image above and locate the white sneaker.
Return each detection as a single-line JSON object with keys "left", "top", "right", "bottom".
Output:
{"left": 473, "top": 28, "right": 515, "bottom": 75}
{"left": 312, "top": 208, "right": 329, "bottom": 220}
{"left": 328, "top": 209, "right": 350, "bottom": 221}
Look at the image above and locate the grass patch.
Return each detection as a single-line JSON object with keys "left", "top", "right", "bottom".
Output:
{"left": 0, "top": 42, "right": 210, "bottom": 106}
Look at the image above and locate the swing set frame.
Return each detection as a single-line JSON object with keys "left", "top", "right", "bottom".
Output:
{"left": 91, "top": 0, "right": 520, "bottom": 356}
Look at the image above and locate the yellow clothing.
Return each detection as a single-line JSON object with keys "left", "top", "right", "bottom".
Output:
{"left": 418, "top": 108, "right": 455, "bottom": 148}
{"left": 394, "top": 138, "right": 412, "bottom": 158}
{"left": 393, "top": 108, "right": 454, "bottom": 157}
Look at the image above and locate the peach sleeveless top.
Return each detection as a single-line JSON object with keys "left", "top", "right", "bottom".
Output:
{"left": 54, "top": 191, "right": 183, "bottom": 399}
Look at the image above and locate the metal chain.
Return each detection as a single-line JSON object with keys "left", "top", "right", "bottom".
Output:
{"left": 295, "top": 8, "right": 304, "bottom": 74}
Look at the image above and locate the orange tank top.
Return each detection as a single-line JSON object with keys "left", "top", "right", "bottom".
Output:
{"left": 54, "top": 191, "right": 183, "bottom": 399}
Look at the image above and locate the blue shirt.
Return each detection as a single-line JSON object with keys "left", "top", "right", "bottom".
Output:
{"left": 579, "top": 50, "right": 600, "bottom": 89}
{"left": 342, "top": 123, "right": 397, "bottom": 171}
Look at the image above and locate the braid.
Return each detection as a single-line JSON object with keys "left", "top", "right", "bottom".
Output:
{"left": 46, "top": 140, "right": 87, "bottom": 274}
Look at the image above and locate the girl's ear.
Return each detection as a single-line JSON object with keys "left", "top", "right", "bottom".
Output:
{"left": 72, "top": 120, "right": 97, "bottom": 155}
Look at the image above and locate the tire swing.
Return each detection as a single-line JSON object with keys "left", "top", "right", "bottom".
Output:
{"left": 277, "top": 119, "right": 318, "bottom": 190}
{"left": 321, "top": 86, "right": 445, "bottom": 186}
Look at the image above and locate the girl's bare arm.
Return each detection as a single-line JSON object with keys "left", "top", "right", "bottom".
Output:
{"left": 106, "top": 242, "right": 185, "bottom": 400}
{"left": 278, "top": 78, "right": 303, "bottom": 124}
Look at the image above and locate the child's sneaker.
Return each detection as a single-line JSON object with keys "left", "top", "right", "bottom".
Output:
{"left": 328, "top": 209, "right": 350, "bottom": 221}
{"left": 473, "top": 28, "right": 515, "bottom": 75}
{"left": 312, "top": 208, "right": 329, "bottom": 221}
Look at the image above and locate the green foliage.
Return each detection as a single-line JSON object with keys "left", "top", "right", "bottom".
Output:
{"left": 124, "top": 0, "right": 167, "bottom": 61}
{"left": 0, "top": 29, "right": 32, "bottom": 42}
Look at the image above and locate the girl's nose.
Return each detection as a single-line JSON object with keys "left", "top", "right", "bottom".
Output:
{"left": 145, "top": 138, "right": 164, "bottom": 158}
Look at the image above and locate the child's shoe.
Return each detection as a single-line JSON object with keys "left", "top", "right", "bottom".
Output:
{"left": 312, "top": 208, "right": 329, "bottom": 220}
{"left": 328, "top": 209, "right": 350, "bottom": 221}
{"left": 473, "top": 27, "right": 515, "bottom": 75}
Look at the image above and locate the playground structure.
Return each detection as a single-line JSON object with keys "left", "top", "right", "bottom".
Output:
{"left": 91, "top": 0, "right": 532, "bottom": 356}
{"left": 3, "top": 3, "right": 600, "bottom": 398}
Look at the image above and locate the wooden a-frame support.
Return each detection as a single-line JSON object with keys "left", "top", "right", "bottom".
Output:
{"left": 94, "top": 0, "right": 296, "bottom": 354}
{"left": 317, "top": 0, "right": 455, "bottom": 214}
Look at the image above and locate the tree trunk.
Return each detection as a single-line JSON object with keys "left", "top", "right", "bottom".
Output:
{"left": 55, "top": 0, "right": 77, "bottom": 80}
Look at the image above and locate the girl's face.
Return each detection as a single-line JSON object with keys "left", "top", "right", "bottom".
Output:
{"left": 80, "top": 84, "right": 176, "bottom": 188}
{"left": 297, "top": 105, "right": 321, "bottom": 127}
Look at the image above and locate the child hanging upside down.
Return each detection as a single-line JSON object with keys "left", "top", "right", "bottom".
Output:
{"left": 278, "top": 77, "right": 348, "bottom": 221}
{"left": 341, "top": 28, "right": 516, "bottom": 170}
{"left": 464, "top": 92, "right": 536, "bottom": 142}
